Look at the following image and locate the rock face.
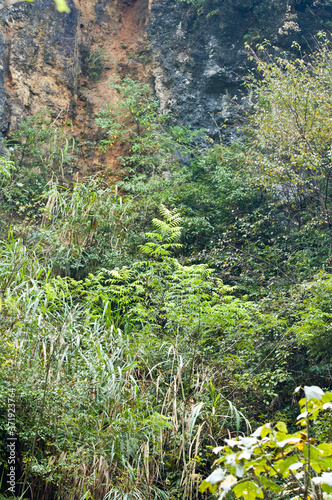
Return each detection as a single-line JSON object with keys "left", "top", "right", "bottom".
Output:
{"left": 0, "top": 0, "right": 331, "bottom": 142}
{"left": 148, "top": 0, "right": 332, "bottom": 139}
{"left": 1, "top": 0, "right": 78, "bottom": 133}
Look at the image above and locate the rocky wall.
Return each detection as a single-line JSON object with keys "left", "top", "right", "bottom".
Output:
{"left": 0, "top": 0, "right": 79, "bottom": 134}
{"left": 0, "top": 0, "right": 331, "bottom": 143}
{"left": 148, "top": 0, "right": 332, "bottom": 139}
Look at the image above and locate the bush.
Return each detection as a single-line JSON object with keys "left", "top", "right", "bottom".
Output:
{"left": 1, "top": 112, "right": 75, "bottom": 218}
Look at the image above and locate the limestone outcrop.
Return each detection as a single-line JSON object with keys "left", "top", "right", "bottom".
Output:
{"left": 0, "top": 0, "right": 331, "bottom": 142}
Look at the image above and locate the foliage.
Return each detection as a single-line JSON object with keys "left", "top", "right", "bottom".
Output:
{"left": 0, "top": 158, "right": 14, "bottom": 179}
{"left": 95, "top": 75, "right": 202, "bottom": 179}
{"left": 177, "top": 0, "right": 206, "bottom": 9}
{"left": 139, "top": 204, "right": 183, "bottom": 258}
{"left": 29, "top": 176, "right": 132, "bottom": 277}
{"left": 96, "top": 74, "right": 165, "bottom": 168}
{"left": 3, "top": 33, "right": 332, "bottom": 500}
{"left": 200, "top": 386, "right": 332, "bottom": 500}
{"left": 181, "top": 40, "right": 332, "bottom": 294}
{"left": 246, "top": 39, "right": 332, "bottom": 236}
{"left": 95, "top": 74, "right": 206, "bottom": 252}
{"left": 0, "top": 207, "right": 252, "bottom": 499}
{"left": 1, "top": 112, "right": 75, "bottom": 218}
{"left": 289, "top": 272, "right": 332, "bottom": 360}
{"left": 81, "top": 47, "right": 107, "bottom": 82}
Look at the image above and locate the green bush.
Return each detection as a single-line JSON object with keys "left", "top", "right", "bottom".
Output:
{"left": 201, "top": 386, "right": 332, "bottom": 500}
{"left": 1, "top": 112, "right": 75, "bottom": 218}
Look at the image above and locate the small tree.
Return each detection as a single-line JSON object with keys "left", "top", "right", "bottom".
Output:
{"left": 246, "top": 37, "right": 332, "bottom": 235}
{"left": 95, "top": 75, "right": 172, "bottom": 174}
{"left": 95, "top": 75, "right": 203, "bottom": 177}
{"left": 200, "top": 385, "right": 332, "bottom": 500}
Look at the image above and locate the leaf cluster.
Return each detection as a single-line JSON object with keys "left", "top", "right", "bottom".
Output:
{"left": 201, "top": 386, "right": 332, "bottom": 500}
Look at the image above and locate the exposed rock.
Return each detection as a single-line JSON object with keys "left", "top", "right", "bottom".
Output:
{"left": 0, "top": 0, "right": 331, "bottom": 145}
{"left": 147, "top": 0, "right": 332, "bottom": 139}
{"left": 0, "top": 0, "right": 78, "bottom": 133}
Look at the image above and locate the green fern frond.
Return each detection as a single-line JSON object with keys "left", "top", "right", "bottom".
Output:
{"left": 139, "top": 204, "right": 183, "bottom": 259}
{"left": 159, "top": 204, "right": 182, "bottom": 227}
{"left": 102, "top": 267, "right": 133, "bottom": 282}
{"left": 145, "top": 231, "right": 163, "bottom": 241}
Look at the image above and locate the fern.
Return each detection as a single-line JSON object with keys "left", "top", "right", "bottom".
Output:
{"left": 139, "top": 204, "right": 183, "bottom": 259}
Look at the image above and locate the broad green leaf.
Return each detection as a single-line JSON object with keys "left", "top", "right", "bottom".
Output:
{"left": 274, "top": 455, "right": 299, "bottom": 476}
{"left": 252, "top": 424, "right": 271, "bottom": 438}
{"left": 199, "top": 479, "right": 218, "bottom": 494}
{"left": 319, "top": 457, "right": 332, "bottom": 469}
{"left": 253, "top": 458, "right": 269, "bottom": 475}
{"left": 303, "top": 444, "right": 320, "bottom": 460}
{"left": 321, "top": 484, "right": 332, "bottom": 494}
{"left": 275, "top": 431, "right": 287, "bottom": 441}
{"left": 276, "top": 422, "right": 288, "bottom": 433}
{"left": 233, "top": 480, "right": 264, "bottom": 500}
{"left": 261, "top": 426, "right": 271, "bottom": 438}
{"left": 311, "top": 460, "right": 322, "bottom": 473}
{"left": 318, "top": 443, "right": 332, "bottom": 457}
{"left": 260, "top": 476, "right": 282, "bottom": 492}
{"left": 322, "top": 392, "right": 332, "bottom": 403}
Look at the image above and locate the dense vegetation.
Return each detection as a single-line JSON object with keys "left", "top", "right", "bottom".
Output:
{"left": 1, "top": 37, "right": 332, "bottom": 500}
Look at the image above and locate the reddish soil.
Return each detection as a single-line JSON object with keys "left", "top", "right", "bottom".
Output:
{"left": 73, "top": 0, "right": 152, "bottom": 184}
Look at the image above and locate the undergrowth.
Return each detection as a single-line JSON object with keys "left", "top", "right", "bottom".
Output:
{"left": 1, "top": 42, "right": 332, "bottom": 498}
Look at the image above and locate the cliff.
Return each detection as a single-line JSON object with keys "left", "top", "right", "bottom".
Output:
{"left": 0, "top": 0, "right": 331, "bottom": 144}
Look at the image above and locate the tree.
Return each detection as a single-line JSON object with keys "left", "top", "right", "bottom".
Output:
{"left": 246, "top": 37, "right": 332, "bottom": 236}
